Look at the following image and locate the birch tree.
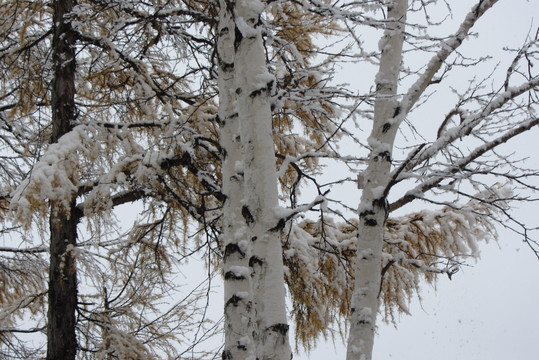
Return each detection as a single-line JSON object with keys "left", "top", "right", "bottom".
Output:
{"left": 218, "top": 0, "right": 297, "bottom": 358}
{"left": 347, "top": 1, "right": 409, "bottom": 358}
{"left": 235, "top": 0, "right": 293, "bottom": 356}
{"left": 217, "top": 0, "right": 257, "bottom": 358}
{"left": 339, "top": 1, "right": 539, "bottom": 359}
{"left": 218, "top": 1, "right": 349, "bottom": 357}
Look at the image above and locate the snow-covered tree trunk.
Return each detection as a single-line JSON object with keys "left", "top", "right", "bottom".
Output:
{"left": 47, "top": 1, "right": 80, "bottom": 359}
{"left": 218, "top": 1, "right": 256, "bottom": 359}
{"left": 234, "top": 0, "right": 292, "bottom": 359}
{"left": 346, "top": 1, "right": 407, "bottom": 359}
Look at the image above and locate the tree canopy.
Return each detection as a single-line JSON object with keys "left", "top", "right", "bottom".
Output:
{"left": 1, "top": 1, "right": 537, "bottom": 359}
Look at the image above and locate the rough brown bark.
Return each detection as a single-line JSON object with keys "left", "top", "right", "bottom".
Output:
{"left": 47, "top": 203, "right": 81, "bottom": 360}
{"left": 46, "top": 1, "right": 80, "bottom": 359}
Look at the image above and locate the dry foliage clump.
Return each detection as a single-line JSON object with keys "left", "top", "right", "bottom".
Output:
{"left": 381, "top": 204, "right": 496, "bottom": 322}
{"left": 284, "top": 190, "right": 502, "bottom": 349}
{"left": 0, "top": 253, "right": 47, "bottom": 346}
{"left": 283, "top": 217, "right": 355, "bottom": 351}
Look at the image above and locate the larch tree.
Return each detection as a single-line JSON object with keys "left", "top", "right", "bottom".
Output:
{"left": 0, "top": 1, "right": 51, "bottom": 357}
{"left": 2, "top": 0, "right": 224, "bottom": 358}
{"left": 47, "top": 0, "right": 80, "bottom": 358}
{"left": 0, "top": 0, "right": 81, "bottom": 357}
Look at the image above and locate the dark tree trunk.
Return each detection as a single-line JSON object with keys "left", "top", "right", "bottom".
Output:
{"left": 47, "top": 204, "right": 81, "bottom": 360}
{"left": 47, "top": 1, "right": 80, "bottom": 359}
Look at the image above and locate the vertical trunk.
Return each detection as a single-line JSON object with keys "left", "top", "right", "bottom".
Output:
{"left": 218, "top": 1, "right": 256, "bottom": 359}
{"left": 47, "top": 1, "right": 79, "bottom": 359}
{"left": 346, "top": 1, "right": 407, "bottom": 360}
{"left": 235, "top": 0, "right": 292, "bottom": 359}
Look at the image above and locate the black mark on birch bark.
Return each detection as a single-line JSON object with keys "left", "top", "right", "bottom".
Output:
{"left": 379, "top": 150, "right": 391, "bottom": 162}
{"left": 270, "top": 218, "right": 285, "bottom": 232}
{"left": 224, "top": 271, "right": 246, "bottom": 280}
{"left": 266, "top": 323, "right": 289, "bottom": 336}
{"left": 359, "top": 209, "right": 375, "bottom": 218}
{"left": 234, "top": 25, "right": 243, "bottom": 50}
{"left": 393, "top": 105, "right": 401, "bottom": 118}
{"left": 242, "top": 205, "right": 254, "bottom": 225}
{"left": 225, "top": 294, "right": 242, "bottom": 307}
{"left": 249, "top": 256, "right": 263, "bottom": 267}
{"left": 364, "top": 218, "right": 378, "bottom": 226}
{"left": 224, "top": 243, "right": 245, "bottom": 259}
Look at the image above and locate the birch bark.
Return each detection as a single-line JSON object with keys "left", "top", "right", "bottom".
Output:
{"left": 234, "top": 0, "right": 292, "bottom": 358}
{"left": 218, "top": 1, "right": 256, "bottom": 359}
{"left": 346, "top": 1, "right": 407, "bottom": 359}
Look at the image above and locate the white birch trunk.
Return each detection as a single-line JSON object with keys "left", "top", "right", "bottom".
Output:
{"left": 346, "top": 1, "right": 408, "bottom": 359}
{"left": 235, "top": 0, "right": 292, "bottom": 359}
{"left": 218, "top": 1, "right": 256, "bottom": 359}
